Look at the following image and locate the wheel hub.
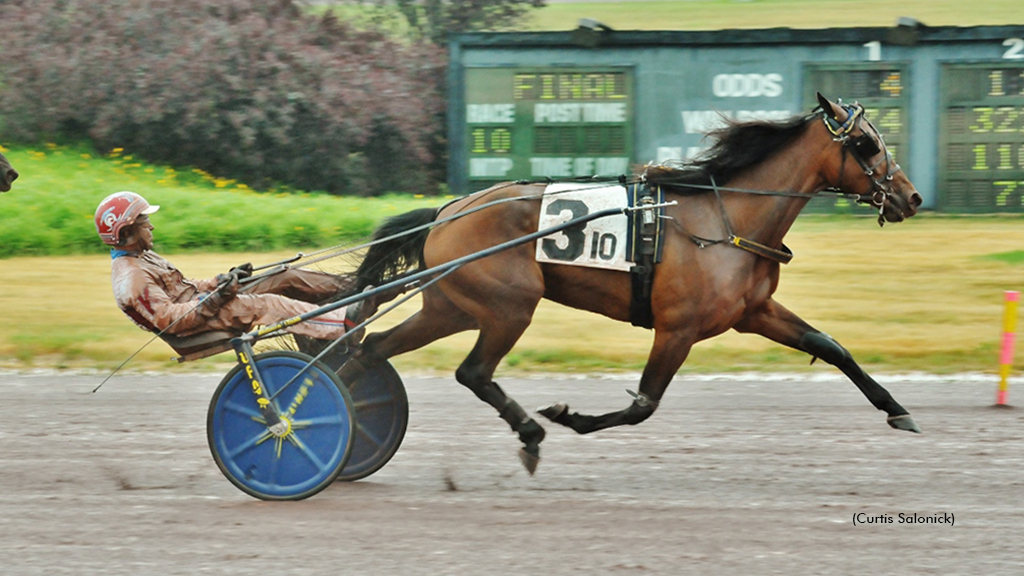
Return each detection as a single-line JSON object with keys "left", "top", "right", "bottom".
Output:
{"left": 268, "top": 417, "right": 291, "bottom": 437}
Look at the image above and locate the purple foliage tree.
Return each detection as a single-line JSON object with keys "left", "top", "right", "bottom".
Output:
{"left": 0, "top": 0, "right": 446, "bottom": 194}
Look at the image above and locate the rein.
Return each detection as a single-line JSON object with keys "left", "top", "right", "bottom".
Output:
{"left": 274, "top": 176, "right": 631, "bottom": 272}
{"left": 257, "top": 105, "right": 897, "bottom": 272}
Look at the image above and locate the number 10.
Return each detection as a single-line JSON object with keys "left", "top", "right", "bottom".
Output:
{"left": 589, "top": 231, "right": 617, "bottom": 261}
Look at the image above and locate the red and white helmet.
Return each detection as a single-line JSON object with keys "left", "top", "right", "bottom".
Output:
{"left": 95, "top": 191, "right": 160, "bottom": 246}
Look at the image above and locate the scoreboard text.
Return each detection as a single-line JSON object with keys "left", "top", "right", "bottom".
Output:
{"left": 465, "top": 68, "right": 633, "bottom": 186}
{"left": 941, "top": 65, "right": 1024, "bottom": 211}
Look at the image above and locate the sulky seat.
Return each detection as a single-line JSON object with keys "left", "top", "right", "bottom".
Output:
{"left": 159, "top": 330, "right": 240, "bottom": 363}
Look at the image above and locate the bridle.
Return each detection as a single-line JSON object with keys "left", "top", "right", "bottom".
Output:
{"left": 821, "top": 102, "right": 904, "bottom": 225}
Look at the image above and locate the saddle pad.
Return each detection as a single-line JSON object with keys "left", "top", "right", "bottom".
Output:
{"left": 535, "top": 183, "right": 630, "bottom": 272}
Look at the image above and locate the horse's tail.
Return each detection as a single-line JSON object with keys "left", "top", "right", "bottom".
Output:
{"left": 355, "top": 207, "right": 437, "bottom": 290}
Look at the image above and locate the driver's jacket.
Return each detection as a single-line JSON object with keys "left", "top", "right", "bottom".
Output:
{"left": 110, "top": 250, "right": 355, "bottom": 340}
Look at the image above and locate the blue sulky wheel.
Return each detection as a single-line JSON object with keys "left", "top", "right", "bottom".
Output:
{"left": 334, "top": 360, "right": 408, "bottom": 481}
{"left": 207, "top": 351, "right": 354, "bottom": 500}
{"left": 312, "top": 348, "right": 409, "bottom": 482}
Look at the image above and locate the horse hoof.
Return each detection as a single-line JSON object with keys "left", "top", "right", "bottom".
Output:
{"left": 887, "top": 414, "right": 921, "bottom": 433}
{"left": 518, "top": 447, "right": 540, "bottom": 476}
{"left": 538, "top": 402, "right": 567, "bottom": 421}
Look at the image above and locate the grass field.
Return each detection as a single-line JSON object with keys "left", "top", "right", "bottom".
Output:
{"left": 317, "top": 0, "right": 1024, "bottom": 32}
{"left": 525, "top": 0, "right": 1024, "bottom": 31}
{"left": 4, "top": 2, "right": 1024, "bottom": 376}
{"left": 2, "top": 216, "right": 1022, "bottom": 376}
{"left": 0, "top": 144, "right": 442, "bottom": 257}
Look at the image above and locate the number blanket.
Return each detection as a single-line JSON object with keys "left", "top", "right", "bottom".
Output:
{"left": 535, "top": 183, "right": 632, "bottom": 271}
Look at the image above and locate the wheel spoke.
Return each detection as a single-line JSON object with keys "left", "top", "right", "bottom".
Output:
{"left": 223, "top": 398, "right": 262, "bottom": 419}
{"left": 225, "top": 429, "right": 274, "bottom": 459}
{"left": 286, "top": 431, "right": 330, "bottom": 472}
{"left": 352, "top": 393, "right": 394, "bottom": 411}
{"left": 260, "top": 366, "right": 278, "bottom": 396}
{"left": 265, "top": 443, "right": 283, "bottom": 486}
{"left": 291, "top": 414, "right": 346, "bottom": 429}
{"left": 355, "top": 421, "right": 384, "bottom": 448}
{"left": 344, "top": 377, "right": 363, "bottom": 395}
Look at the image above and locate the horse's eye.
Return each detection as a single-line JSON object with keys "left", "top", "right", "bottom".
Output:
{"left": 852, "top": 135, "right": 881, "bottom": 159}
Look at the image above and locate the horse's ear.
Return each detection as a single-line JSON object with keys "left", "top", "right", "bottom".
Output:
{"left": 816, "top": 92, "right": 837, "bottom": 118}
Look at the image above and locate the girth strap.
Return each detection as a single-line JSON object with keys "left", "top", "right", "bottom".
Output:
{"left": 625, "top": 183, "right": 666, "bottom": 329}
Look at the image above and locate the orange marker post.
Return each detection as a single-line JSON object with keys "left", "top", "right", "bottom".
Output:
{"left": 997, "top": 291, "right": 1020, "bottom": 406}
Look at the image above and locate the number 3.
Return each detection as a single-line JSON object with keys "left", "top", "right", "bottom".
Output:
{"left": 541, "top": 199, "right": 588, "bottom": 261}
{"left": 1004, "top": 38, "right": 1024, "bottom": 60}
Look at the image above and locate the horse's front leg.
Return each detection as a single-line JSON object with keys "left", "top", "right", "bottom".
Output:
{"left": 734, "top": 298, "right": 920, "bottom": 433}
{"left": 539, "top": 329, "right": 696, "bottom": 434}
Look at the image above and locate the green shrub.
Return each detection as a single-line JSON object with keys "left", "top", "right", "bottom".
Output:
{"left": 0, "top": 144, "right": 443, "bottom": 257}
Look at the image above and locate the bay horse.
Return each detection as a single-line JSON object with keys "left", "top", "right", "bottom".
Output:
{"left": 0, "top": 149, "right": 17, "bottom": 192}
{"left": 341, "top": 93, "right": 923, "bottom": 473}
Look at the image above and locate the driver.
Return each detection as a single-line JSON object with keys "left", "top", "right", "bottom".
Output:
{"left": 95, "top": 191, "right": 375, "bottom": 342}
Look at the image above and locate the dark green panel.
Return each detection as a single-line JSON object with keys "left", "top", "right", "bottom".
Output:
{"left": 465, "top": 67, "right": 633, "bottom": 189}
{"left": 451, "top": 25, "right": 1024, "bottom": 208}
{"left": 803, "top": 63, "right": 909, "bottom": 214}
{"left": 939, "top": 64, "right": 1024, "bottom": 212}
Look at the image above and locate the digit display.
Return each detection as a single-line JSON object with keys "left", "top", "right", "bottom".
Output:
{"left": 464, "top": 68, "right": 634, "bottom": 187}
{"left": 803, "top": 64, "right": 910, "bottom": 213}
{"left": 940, "top": 64, "right": 1024, "bottom": 212}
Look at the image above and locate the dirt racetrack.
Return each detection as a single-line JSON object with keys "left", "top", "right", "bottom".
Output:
{"left": 3, "top": 370, "right": 1023, "bottom": 575}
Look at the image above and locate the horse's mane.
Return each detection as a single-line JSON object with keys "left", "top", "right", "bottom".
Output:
{"left": 642, "top": 113, "right": 815, "bottom": 193}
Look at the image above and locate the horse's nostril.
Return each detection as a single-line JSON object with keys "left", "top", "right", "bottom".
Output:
{"left": 7, "top": 170, "right": 17, "bottom": 182}
{"left": 909, "top": 192, "right": 922, "bottom": 209}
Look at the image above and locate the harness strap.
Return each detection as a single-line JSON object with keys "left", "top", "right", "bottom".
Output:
{"left": 729, "top": 235, "right": 794, "bottom": 264}
{"left": 626, "top": 183, "right": 664, "bottom": 329}
{"left": 710, "top": 175, "right": 794, "bottom": 265}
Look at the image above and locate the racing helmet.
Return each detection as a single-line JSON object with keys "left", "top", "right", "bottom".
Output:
{"left": 95, "top": 191, "right": 160, "bottom": 246}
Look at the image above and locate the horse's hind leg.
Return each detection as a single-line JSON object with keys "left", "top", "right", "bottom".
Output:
{"left": 734, "top": 298, "right": 920, "bottom": 433}
{"left": 337, "top": 291, "right": 476, "bottom": 383}
{"left": 454, "top": 304, "right": 548, "bottom": 474}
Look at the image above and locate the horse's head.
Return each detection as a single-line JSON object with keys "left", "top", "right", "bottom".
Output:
{"left": 816, "top": 93, "right": 922, "bottom": 225}
{"left": 0, "top": 149, "right": 18, "bottom": 193}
